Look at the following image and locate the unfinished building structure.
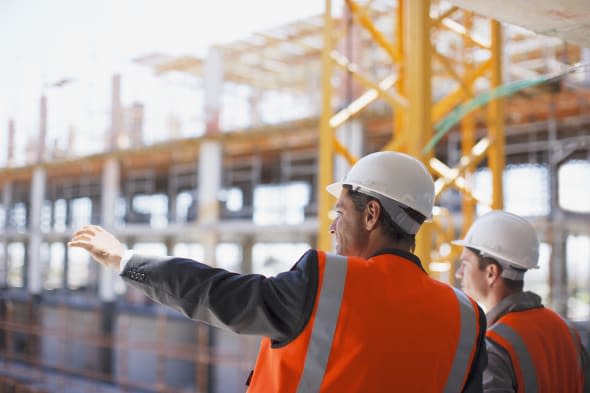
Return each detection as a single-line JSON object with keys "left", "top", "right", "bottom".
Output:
{"left": 1, "top": 1, "right": 590, "bottom": 392}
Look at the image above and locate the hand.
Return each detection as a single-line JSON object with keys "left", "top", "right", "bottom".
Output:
{"left": 68, "top": 225, "right": 125, "bottom": 269}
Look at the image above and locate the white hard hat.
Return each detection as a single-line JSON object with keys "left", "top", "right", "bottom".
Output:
{"left": 452, "top": 211, "right": 540, "bottom": 280}
{"left": 326, "top": 151, "right": 434, "bottom": 235}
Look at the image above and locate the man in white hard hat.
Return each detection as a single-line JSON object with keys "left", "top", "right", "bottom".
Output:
{"left": 454, "top": 210, "right": 590, "bottom": 392}
{"left": 69, "top": 151, "right": 487, "bottom": 392}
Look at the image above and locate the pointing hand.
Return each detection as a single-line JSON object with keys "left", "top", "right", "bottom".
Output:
{"left": 68, "top": 225, "right": 125, "bottom": 269}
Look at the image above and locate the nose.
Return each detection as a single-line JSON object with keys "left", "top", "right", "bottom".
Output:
{"left": 329, "top": 220, "right": 336, "bottom": 234}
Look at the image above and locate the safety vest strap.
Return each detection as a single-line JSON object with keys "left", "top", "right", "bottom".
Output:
{"left": 443, "top": 288, "right": 478, "bottom": 393}
{"left": 296, "top": 253, "right": 348, "bottom": 393}
{"left": 561, "top": 317, "right": 583, "bottom": 371}
{"left": 490, "top": 322, "right": 539, "bottom": 393}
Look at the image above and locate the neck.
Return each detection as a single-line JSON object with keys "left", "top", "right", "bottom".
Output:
{"left": 482, "top": 286, "right": 520, "bottom": 313}
{"left": 359, "top": 240, "right": 411, "bottom": 259}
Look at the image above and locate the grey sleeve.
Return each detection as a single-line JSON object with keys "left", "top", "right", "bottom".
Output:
{"left": 120, "top": 249, "right": 319, "bottom": 344}
{"left": 462, "top": 305, "right": 487, "bottom": 393}
{"left": 483, "top": 339, "right": 516, "bottom": 393}
{"left": 580, "top": 339, "right": 590, "bottom": 393}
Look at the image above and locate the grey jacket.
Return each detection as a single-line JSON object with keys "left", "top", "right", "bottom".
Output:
{"left": 484, "top": 291, "right": 590, "bottom": 393}
{"left": 120, "top": 248, "right": 487, "bottom": 392}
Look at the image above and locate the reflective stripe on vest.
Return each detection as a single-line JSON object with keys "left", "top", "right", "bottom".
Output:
{"left": 294, "top": 254, "right": 479, "bottom": 392}
{"left": 562, "top": 318, "right": 583, "bottom": 371}
{"left": 296, "top": 253, "right": 348, "bottom": 393}
{"left": 444, "top": 288, "right": 478, "bottom": 393}
{"left": 490, "top": 322, "right": 539, "bottom": 393}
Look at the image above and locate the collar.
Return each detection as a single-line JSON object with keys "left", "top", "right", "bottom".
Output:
{"left": 486, "top": 291, "right": 544, "bottom": 327}
{"left": 370, "top": 248, "right": 425, "bottom": 272}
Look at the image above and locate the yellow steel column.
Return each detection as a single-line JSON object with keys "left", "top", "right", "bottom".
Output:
{"left": 488, "top": 20, "right": 505, "bottom": 210}
{"left": 404, "top": 0, "right": 432, "bottom": 264}
{"left": 461, "top": 11, "right": 476, "bottom": 235}
{"left": 318, "top": 0, "right": 335, "bottom": 251}
{"left": 393, "top": 0, "right": 405, "bottom": 150}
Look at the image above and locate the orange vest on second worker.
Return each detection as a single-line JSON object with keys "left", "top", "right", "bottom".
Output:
{"left": 487, "top": 307, "right": 584, "bottom": 393}
{"left": 247, "top": 250, "right": 482, "bottom": 393}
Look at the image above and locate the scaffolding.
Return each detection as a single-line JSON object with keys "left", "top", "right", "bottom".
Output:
{"left": 1, "top": 1, "right": 590, "bottom": 391}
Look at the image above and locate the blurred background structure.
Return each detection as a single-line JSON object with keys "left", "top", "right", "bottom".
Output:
{"left": 1, "top": 0, "right": 590, "bottom": 391}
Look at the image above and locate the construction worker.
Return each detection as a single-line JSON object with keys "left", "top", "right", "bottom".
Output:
{"left": 69, "top": 151, "right": 487, "bottom": 392}
{"left": 454, "top": 210, "right": 590, "bottom": 392}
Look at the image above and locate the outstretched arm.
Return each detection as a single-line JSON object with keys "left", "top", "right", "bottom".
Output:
{"left": 69, "top": 226, "right": 319, "bottom": 344}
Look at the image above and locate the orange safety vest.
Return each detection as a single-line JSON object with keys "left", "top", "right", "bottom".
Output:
{"left": 487, "top": 307, "right": 584, "bottom": 393}
{"left": 247, "top": 251, "right": 482, "bottom": 393}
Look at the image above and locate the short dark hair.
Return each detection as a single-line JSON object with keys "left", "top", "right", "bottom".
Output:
{"left": 468, "top": 247, "right": 524, "bottom": 291}
{"left": 344, "top": 185, "right": 421, "bottom": 251}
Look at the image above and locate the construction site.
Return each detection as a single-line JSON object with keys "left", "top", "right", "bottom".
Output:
{"left": 1, "top": 0, "right": 590, "bottom": 392}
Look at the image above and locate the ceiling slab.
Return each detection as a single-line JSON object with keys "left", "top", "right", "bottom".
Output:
{"left": 448, "top": 0, "right": 590, "bottom": 48}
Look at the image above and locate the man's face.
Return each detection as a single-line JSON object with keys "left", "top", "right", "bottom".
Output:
{"left": 329, "top": 190, "right": 369, "bottom": 257}
{"left": 455, "top": 248, "right": 489, "bottom": 303}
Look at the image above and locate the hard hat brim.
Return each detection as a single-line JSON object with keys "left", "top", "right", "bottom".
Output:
{"left": 326, "top": 182, "right": 343, "bottom": 198}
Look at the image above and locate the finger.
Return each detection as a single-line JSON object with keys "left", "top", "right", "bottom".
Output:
{"left": 72, "top": 228, "right": 97, "bottom": 238}
{"left": 68, "top": 240, "right": 93, "bottom": 250}
{"left": 70, "top": 234, "right": 92, "bottom": 243}
{"left": 69, "top": 233, "right": 93, "bottom": 241}
{"left": 89, "top": 225, "right": 104, "bottom": 232}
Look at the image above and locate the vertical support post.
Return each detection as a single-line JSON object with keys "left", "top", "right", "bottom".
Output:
{"left": 1, "top": 182, "right": 11, "bottom": 288}
{"left": 204, "top": 46, "right": 224, "bottom": 135}
{"left": 7, "top": 119, "right": 15, "bottom": 167}
{"left": 196, "top": 141, "right": 220, "bottom": 391}
{"left": 547, "top": 98, "right": 567, "bottom": 315}
{"left": 27, "top": 167, "right": 46, "bottom": 295}
{"left": 198, "top": 141, "right": 222, "bottom": 227}
{"left": 393, "top": 0, "right": 405, "bottom": 149}
{"left": 130, "top": 102, "right": 144, "bottom": 147}
{"left": 109, "top": 74, "right": 122, "bottom": 151}
{"left": 38, "top": 96, "right": 47, "bottom": 163}
{"left": 318, "top": 0, "right": 335, "bottom": 252}
{"left": 335, "top": 121, "right": 364, "bottom": 181}
{"left": 26, "top": 167, "right": 45, "bottom": 366}
{"left": 98, "top": 158, "right": 120, "bottom": 378}
{"left": 461, "top": 11, "right": 476, "bottom": 235}
{"left": 488, "top": 20, "right": 505, "bottom": 210}
{"left": 99, "top": 158, "right": 119, "bottom": 302}
{"left": 404, "top": 0, "right": 432, "bottom": 265}
{"left": 241, "top": 236, "right": 254, "bottom": 274}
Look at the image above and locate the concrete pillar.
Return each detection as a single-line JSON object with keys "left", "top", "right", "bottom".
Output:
{"left": 99, "top": 158, "right": 119, "bottom": 302}
{"left": 1, "top": 182, "right": 11, "bottom": 288}
{"left": 168, "top": 188, "right": 177, "bottom": 224}
{"left": 27, "top": 167, "right": 45, "bottom": 295}
{"left": 130, "top": 102, "right": 144, "bottom": 147}
{"left": 7, "top": 119, "right": 15, "bottom": 167}
{"left": 249, "top": 89, "right": 262, "bottom": 127}
{"left": 241, "top": 236, "right": 254, "bottom": 274}
{"left": 550, "top": 223, "right": 568, "bottom": 316}
{"left": 62, "top": 240, "right": 69, "bottom": 292}
{"left": 37, "top": 96, "right": 47, "bottom": 163}
{"left": 547, "top": 97, "right": 568, "bottom": 316}
{"left": 98, "top": 158, "right": 120, "bottom": 378}
{"left": 198, "top": 141, "right": 222, "bottom": 225}
{"left": 198, "top": 141, "right": 222, "bottom": 267}
{"left": 334, "top": 120, "right": 364, "bottom": 182}
{"left": 109, "top": 74, "right": 122, "bottom": 151}
{"left": 204, "top": 46, "right": 224, "bottom": 134}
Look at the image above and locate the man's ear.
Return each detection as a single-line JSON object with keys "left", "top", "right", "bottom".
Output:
{"left": 365, "top": 200, "right": 381, "bottom": 230}
{"left": 486, "top": 262, "right": 502, "bottom": 286}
